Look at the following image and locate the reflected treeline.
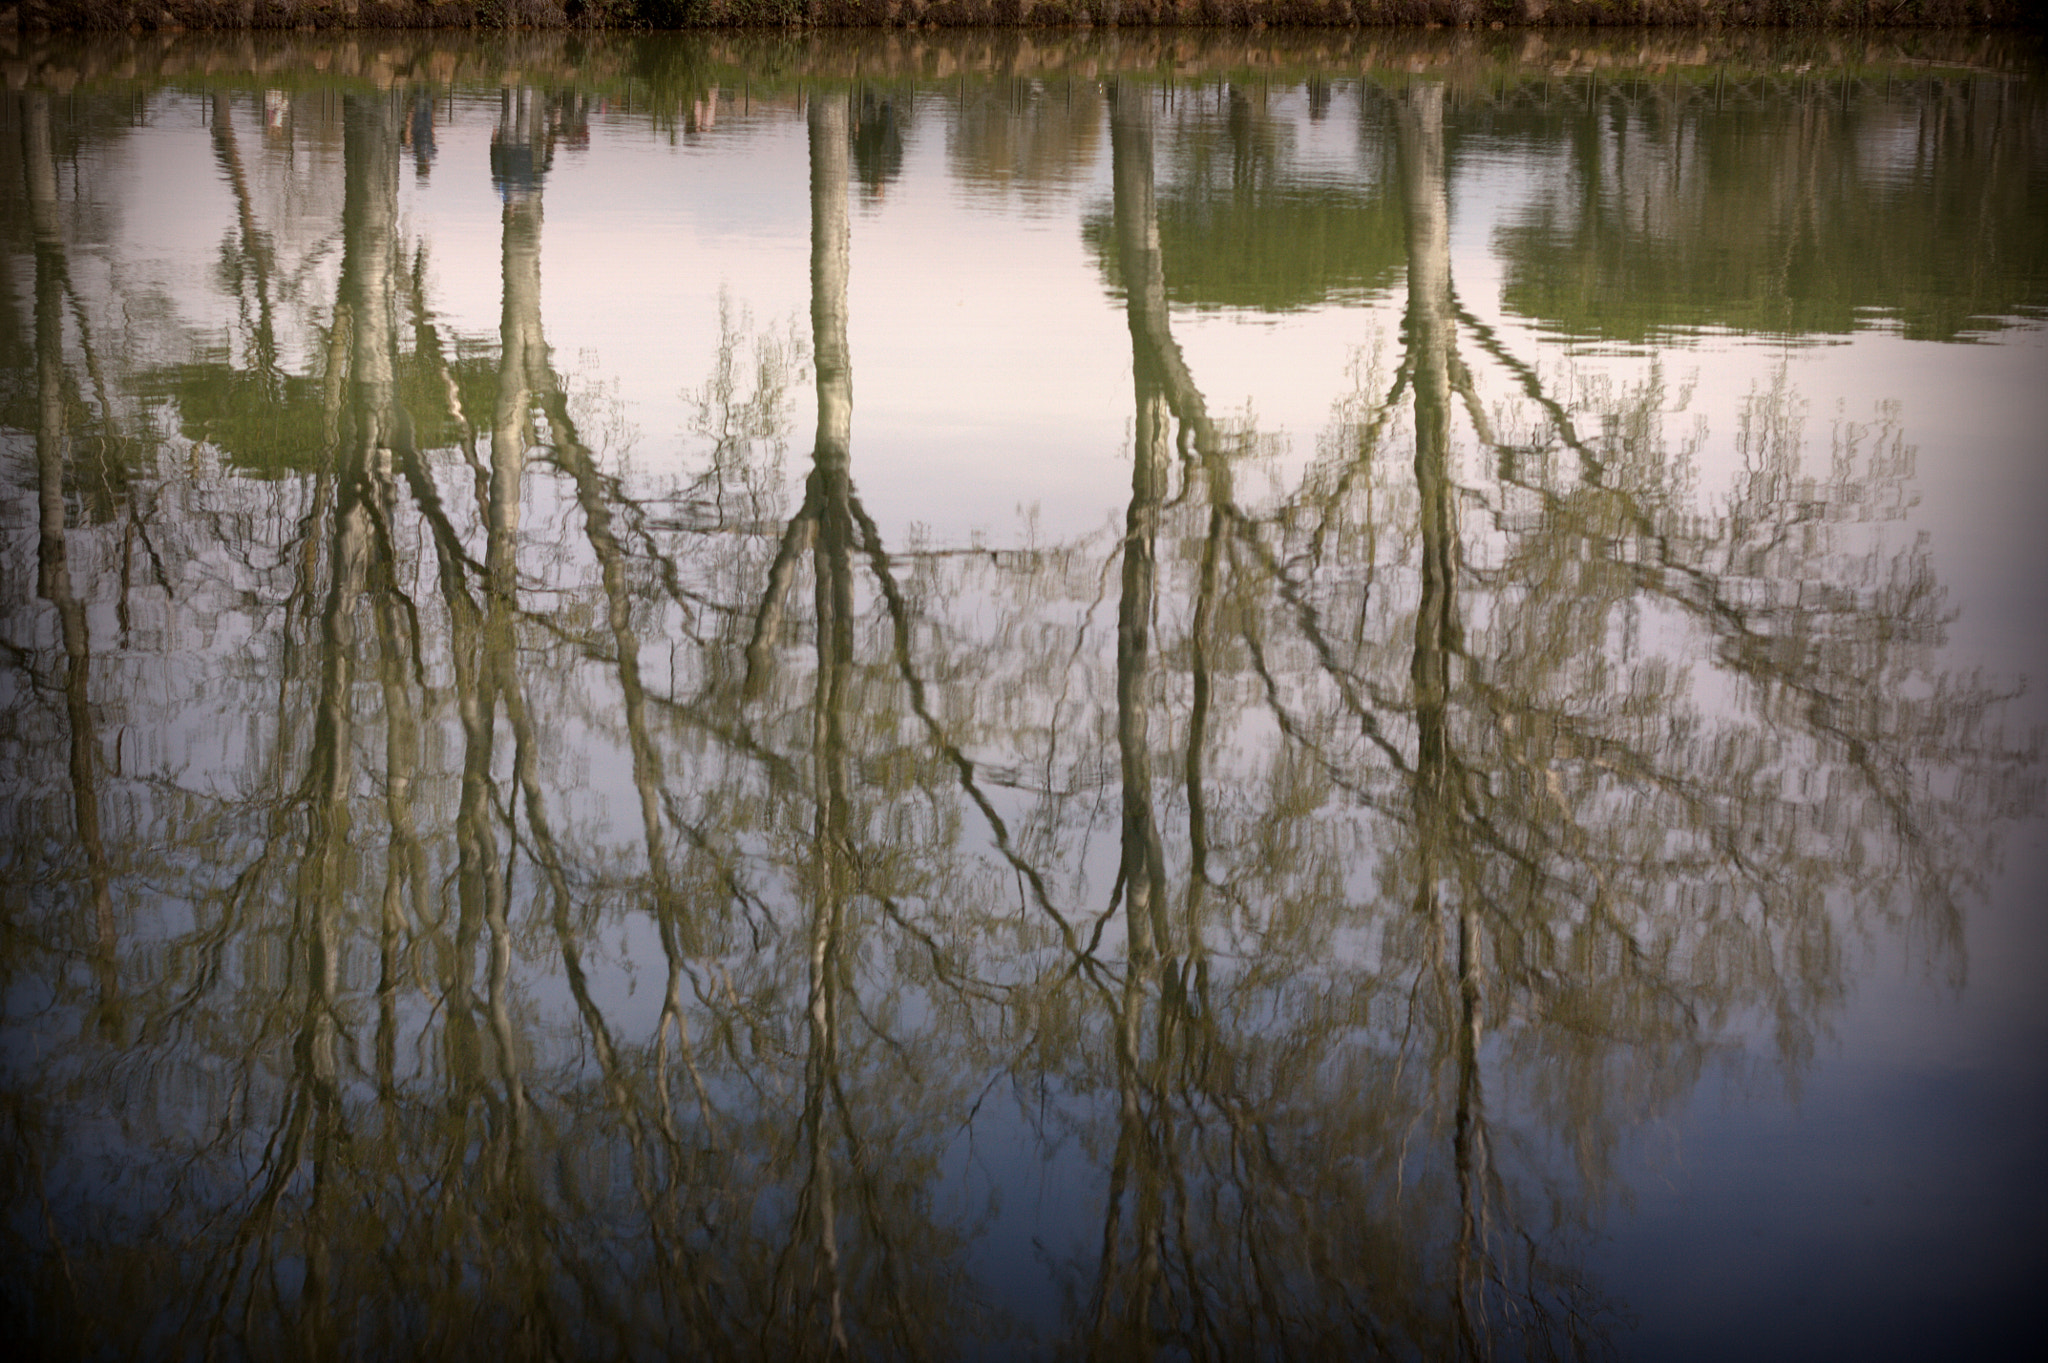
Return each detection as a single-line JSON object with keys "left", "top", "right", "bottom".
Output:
{"left": 1075, "top": 69, "right": 2048, "bottom": 336}
{"left": 1, "top": 63, "right": 2042, "bottom": 1361}
{"left": 1087, "top": 78, "right": 1407, "bottom": 312}
{"left": 947, "top": 74, "right": 1103, "bottom": 200}
{"left": 1479, "top": 71, "right": 2048, "bottom": 340}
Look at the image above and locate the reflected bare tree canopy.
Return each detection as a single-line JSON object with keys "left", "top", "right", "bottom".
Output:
{"left": 1, "top": 29, "right": 2043, "bottom": 1362}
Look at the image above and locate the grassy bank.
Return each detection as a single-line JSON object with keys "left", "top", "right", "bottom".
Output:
{"left": 2, "top": 1, "right": 2037, "bottom": 34}
{"left": 11, "top": 22, "right": 2029, "bottom": 91}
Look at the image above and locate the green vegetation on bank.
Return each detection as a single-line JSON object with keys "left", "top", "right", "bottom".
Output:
{"left": 1, "top": 0, "right": 2037, "bottom": 33}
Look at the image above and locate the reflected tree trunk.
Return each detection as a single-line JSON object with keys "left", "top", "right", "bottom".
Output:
{"left": 228, "top": 89, "right": 406, "bottom": 1356}
{"left": 305, "top": 88, "right": 415, "bottom": 1348}
{"left": 1089, "top": 79, "right": 1280, "bottom": 1354}
{"left": 1099, "top": 79, "right": 1173, "bottom": 1349}
{"left": 21, "top": 91, "right": 119, "bottom": 1033}
{"left": 797, "top": 87, "right": 856, "bottom": 1359}
{"left": 482, "top": 124, "right": 540, "bottom": 1164}
{"left": 1396, "top": 82, "right": 1490, "bottom": 1357}
{"left": 1109, "top": 80, "right": 1172, "bottom": 977}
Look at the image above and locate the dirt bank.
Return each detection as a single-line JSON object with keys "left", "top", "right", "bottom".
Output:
{"left": 1, "top": 1, "right": 2036, "bottom": 35}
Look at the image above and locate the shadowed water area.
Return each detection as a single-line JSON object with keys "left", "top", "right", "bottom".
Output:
{"left": 2, "top": 26, "right": 2046, "bottom": 1362}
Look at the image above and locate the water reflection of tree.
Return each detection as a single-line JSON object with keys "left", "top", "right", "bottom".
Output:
{"left": 1036, "top": 78, "right": 1598, "bottom": 1359}
{"left": 947, "top": 74, "right": 1104, "bottom": 202}
{"left": 6, "top": 78, "right": 1003, "bottom": 1360}
{"left": 1083, "top": 77, "right": 1405, "bottom": 314}
{"left": 0, "top": 70, "right": 2037, "bottom": 1363}
{"left": 1028, "top": 75, "right": 2037, "bottom": 1360}
{"left": 1485, "top": 73, "right": 2048, "bottom": 341}
{"left": 7, "top": 90, "right": 124, "bottom": 1044}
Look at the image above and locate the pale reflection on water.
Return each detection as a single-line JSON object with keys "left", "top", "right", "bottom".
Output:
{"left": 1, "top": 29, "right": 2043, "bottom": 1362}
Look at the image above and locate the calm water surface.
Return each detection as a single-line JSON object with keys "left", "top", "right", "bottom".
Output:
{"left": 3, "top": 27, "right": 2046, "bottom": 1361}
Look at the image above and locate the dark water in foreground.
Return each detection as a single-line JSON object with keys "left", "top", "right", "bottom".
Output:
{"left": 2, "top": 28, "right": 2045, "bottom": 1361}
